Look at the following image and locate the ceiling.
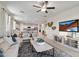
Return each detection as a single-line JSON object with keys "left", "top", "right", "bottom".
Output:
{"left": 0, "top": 1, "right": 79, "bottom": 24}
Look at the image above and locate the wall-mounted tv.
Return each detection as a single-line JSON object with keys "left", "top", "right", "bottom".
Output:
{"left": 59, "top": 19, "right": 79, "bottom": 32}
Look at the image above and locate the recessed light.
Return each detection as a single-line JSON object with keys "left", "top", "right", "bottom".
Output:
{"left": 20, "top": 11, "right": 24, "bottom": 13}
{"left": 44, "top": 15, "right": 47, "bottom": 17}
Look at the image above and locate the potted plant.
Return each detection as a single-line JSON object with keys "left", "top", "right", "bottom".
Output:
{"left": 36, "top": 38, "right": 45, "bottom": 45}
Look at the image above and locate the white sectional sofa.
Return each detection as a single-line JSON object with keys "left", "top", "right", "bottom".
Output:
{"left": 0, "top": 37, "right": 22, "bottom": 57}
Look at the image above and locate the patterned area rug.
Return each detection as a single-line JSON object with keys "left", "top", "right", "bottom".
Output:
{"left": 18, "top": 41, "right": 54, "bottom": 57}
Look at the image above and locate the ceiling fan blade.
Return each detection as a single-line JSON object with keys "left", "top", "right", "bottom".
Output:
{"left": 36, "top": 9, "right": 41, "bottom": 12}
{"left": 47, "top": 7, "right": 55, "bottom": 9}
{"left": 45, "top": 10, "right": 48, "bottom": 13}
{"left": 33, "top": 5, "right": 41, "bottom": 8}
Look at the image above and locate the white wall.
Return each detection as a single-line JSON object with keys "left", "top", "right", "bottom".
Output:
{"left": 45, "top": 6, "right": 79, "bottom": 39}
{"left": 45, "top": 23, "right": 59, "bottom": 39}
{"left": 0, "top": 4, "right": 15, "bottom": 37}
{"left": 0, "top": 4, "right": 6, "bottom": 37}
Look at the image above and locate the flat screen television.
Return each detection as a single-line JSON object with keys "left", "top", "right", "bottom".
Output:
{"left": 59, "top": 20, "right": 79, "bottom": 32}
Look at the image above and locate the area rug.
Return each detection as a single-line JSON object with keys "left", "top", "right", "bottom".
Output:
{"left": 18, "top": 41, "right": 54, "bottom": 57}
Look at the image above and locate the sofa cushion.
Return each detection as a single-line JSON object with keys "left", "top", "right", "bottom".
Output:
{"left": 0, "top": 40, "right": 10, "bottom": 53}
{"left": 0, "top": 38, "right": 4, "bottom": 44}
{"left": 0, "top": 37, "right": 21, "bottom": 57}
{"left": 0, "top": 37, "right": 15, "bottom": 53}
{"left": 4, "top": 44, "right": 19, "bottom": 57}
{"left": 4, "top": 37, "right": 14, "bottom": 45}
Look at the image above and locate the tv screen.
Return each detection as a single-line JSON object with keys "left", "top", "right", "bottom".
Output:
{"left": 59, "top": 20, "right": 79, "bottom": 32}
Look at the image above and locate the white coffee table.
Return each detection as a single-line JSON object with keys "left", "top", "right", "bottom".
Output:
{"left": 30, "top": 39, "right": 54, "bottom": 56}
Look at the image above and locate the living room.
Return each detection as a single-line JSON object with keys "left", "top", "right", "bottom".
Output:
{"left": 0, "top": 1, "right": 79, "bottom": 58}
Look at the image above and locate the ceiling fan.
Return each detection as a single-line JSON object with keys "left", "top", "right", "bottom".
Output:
{"left": 33, "top": 1, "right": 55, "bottom": 13}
